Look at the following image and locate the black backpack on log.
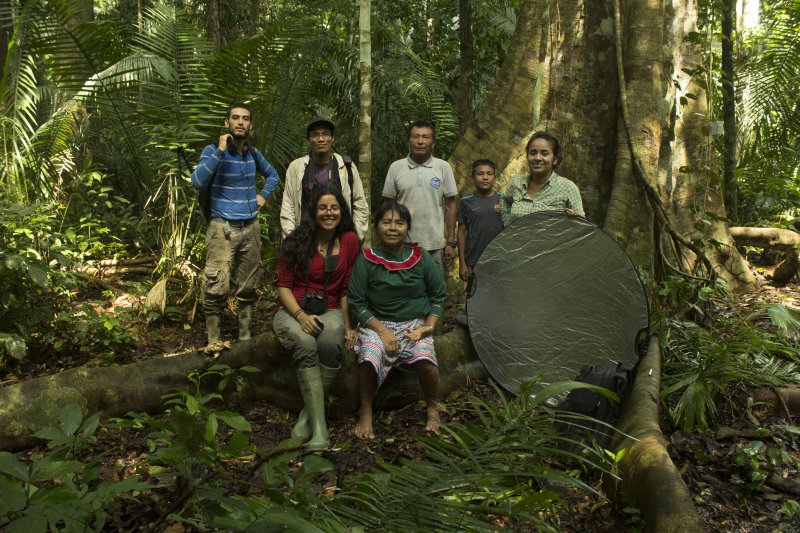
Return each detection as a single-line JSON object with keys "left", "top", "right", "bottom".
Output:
{"left": 556, "top": 362, "right": 632, "bottom": 453}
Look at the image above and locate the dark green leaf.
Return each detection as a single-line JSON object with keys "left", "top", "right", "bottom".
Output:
{"left": 0, "top": 475, "right": 27, "bottom": 514}
{"left": 204, "top": 413, "right": 218, "bottom": 442}
{"left": 0, "top": 452, "right": 28, "bottom": 482}
{"left": 216, "top": 412, "right": 252, "bottom": 432}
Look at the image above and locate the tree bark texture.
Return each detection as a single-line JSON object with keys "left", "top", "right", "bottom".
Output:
{"left": 0, "top": 329, "right": 483, "bottom": 452}
{"left": 358, "top": 0, "right": 372, "bottom": 245}
{"left": 457, "top": 0, "right": 474, "bottom": 133}
{"left": 752, "top": 386, "right": 800, "bottom": 415}
{"left": 729, "top": 226, "right": 800, "bottom": 252}
{"left": 722, "top": 0, "right": 737, "bottom": 221}
{"left": 730, "top": 226, "right": 800, "bottom": 282}
{"left": 448, "top": 0, "right": 754, "bottom": 290}
{"left": 603, "top": 336, "right": 703, "bottom": 532}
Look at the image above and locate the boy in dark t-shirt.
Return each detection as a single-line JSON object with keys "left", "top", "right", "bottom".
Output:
{"left": 455, "top": 160, "right": 503, "bottom": 327}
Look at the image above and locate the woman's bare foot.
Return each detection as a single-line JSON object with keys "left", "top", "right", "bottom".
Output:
{"left": 354, "top": 407, "right": 375, "bottom": 439}
{"left": 424, "top": 404, "right": 441, "bottom": 433}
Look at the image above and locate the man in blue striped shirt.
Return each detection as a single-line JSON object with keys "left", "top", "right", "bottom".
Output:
{"left": 191, "top": 103, "right": 280, "bottom": 345}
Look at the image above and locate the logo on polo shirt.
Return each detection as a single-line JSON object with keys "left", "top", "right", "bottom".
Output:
{"left": 430, "top": 177, "right": 441, "bottom": 189}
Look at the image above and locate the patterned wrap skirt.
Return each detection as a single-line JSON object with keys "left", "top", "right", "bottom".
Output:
{"left": 355, "top": 318, "right": 438, "bottom": 389}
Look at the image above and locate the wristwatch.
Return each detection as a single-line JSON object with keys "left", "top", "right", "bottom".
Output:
{"left": 447, "top": 241, "right": 458, "bottom": 248}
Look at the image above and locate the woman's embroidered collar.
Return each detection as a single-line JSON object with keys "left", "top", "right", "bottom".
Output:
{"left": 363, "top": 245, "right": 422, "bottom": 271}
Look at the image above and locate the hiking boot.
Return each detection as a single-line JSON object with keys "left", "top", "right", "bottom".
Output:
{"left": 237, "top": 304, "right": 253, "bottom": 341}
{"left": 206, "top": 314, "right": 222, "bottom": 345}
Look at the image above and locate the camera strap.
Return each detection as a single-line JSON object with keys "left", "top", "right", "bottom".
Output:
{"left": 303, "top": 238, "right": 337, "bottom": 301}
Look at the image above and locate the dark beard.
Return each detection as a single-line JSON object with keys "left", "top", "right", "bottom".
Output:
{"left": 229, "top": 128, "right": 249, "bottom": 140}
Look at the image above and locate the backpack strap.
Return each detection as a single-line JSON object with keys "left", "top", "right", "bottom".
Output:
{"left": 342, "top": 154, "right": 354, "bottom": 209}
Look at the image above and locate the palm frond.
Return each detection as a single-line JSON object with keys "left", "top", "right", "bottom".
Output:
{"left": 320, "top": 386, "right": 603, "bottom": 531}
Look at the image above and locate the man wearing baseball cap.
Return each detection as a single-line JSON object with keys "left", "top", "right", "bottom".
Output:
{"left": 280, "top": 116, "right": 369, "bottom": 240}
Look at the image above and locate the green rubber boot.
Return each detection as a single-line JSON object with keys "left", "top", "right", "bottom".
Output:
{"left": 294, "top": 366, "right": 330, "bottom": 451}
{"left": 206, "top": 314, "right": 222, "bottom": 345}
{"left": 237, "top": 304, "right": 253, "bottom": 341}
{"left": 292, "top": 364, "right": 340, "bottom": 440}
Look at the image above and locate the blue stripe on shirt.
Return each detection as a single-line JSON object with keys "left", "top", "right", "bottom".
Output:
{"left": 191, "top": 144, "right": 281, "bottom": 220}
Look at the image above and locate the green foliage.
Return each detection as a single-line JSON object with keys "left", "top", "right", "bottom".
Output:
{"left": 43, "top": 303, "right": 138, "bottom": 358}
{"left": 311, "top": 382, "right": 606, "bottom": 532}
{"left": 0, "top": 405, "right": 148, "bottom": 532}
{"left": 662, "top": 315, "right": 799, "bottom": 433}
{"left": 764, "top": 303, "right": 800, "bottom": 337}
{"left": 656, "top": 274, "right": 727, "bottom": 319}
{"left": 0, "top": 198, "right": 140, "bottom": 366}
{"left": 106, "top": 373, "right": 610, "bottom": 530}
{"left": 202, "top": 440, "right": 333, "bottom": 531}
{"left": 728, "top": 427, "right": 798, "bottom": 492}
{"left": 112, "top": 364, "right": 258, "bottom": 494}
{"left": 736, "top": 1, "right": 800, "bottom": 226}
{"left": 0, "top": 365, "right": 614, "bottom": 530}
{"left": 0, "top": 201, "right": 74, "bottom": 365}
{"left": 780, "top": 499, "right": 800, "bottom": 532}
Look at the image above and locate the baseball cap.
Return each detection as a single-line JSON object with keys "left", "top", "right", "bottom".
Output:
{"left": 306, "top": 116, "right": 335, "bottom": 137}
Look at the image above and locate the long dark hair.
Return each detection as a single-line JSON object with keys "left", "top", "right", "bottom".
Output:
{"left": 280, "top": 186, "right": 356, "bottom": 274}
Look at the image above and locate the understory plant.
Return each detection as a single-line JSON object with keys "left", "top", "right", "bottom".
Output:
{"left": 0, "top": 195, "right": 138, "bottom": 367}
{"left": 0, "top": 405, "right": 149, "bottom": 532}
{"left": 0, "top": 201, "right": 76, "bottom": 366}
{"left": 3, "top": 363, "right": 618, "bottom": 531}
{"left": 112, "top": 364, "right": 258, "bottom": 494}
{"left": 662, "top": 308, "right": 800, "bottom": 433}
{"left": 185, "top": 381, "right": 612, "bottom": 531}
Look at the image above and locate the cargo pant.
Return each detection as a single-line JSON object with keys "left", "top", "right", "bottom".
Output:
{"left": 202, "top": 218, "right": 263, "bottom": 315}
{"left": 272, "top": 308, "right": 344, "bottom": 370}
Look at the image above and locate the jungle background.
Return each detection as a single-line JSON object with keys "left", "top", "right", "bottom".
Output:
{"left": 0, "top": 0, "right": 799, "bottom": 531}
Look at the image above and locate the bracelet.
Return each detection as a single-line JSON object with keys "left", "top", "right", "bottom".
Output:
{"left": 292, "top": 308, "right": 305, "bottom": 319}
{"left": 447, "top": 241, "right": 458, "bottom": 248}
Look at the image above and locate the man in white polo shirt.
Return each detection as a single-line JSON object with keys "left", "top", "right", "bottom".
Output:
{"left": 382, "top": 119, "right": 458, "bottom": 273}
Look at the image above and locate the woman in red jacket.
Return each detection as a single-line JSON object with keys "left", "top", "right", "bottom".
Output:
{"left": 273, "top": 186, "right": 360, "bottom": 450}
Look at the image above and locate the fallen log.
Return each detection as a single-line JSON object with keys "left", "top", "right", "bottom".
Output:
{"left": 603, "top": 336, "right": 703, "bottom": 533}
{"left": 765, "top": 472, "right": 800, "bottom": 497}
{"left": 729, "top": 227, "right": 800, "bottom": 251}
{"left": 74, "top": 255, "right": 158, "bottom": 277}
{"left": 730, "top": 226, "right": 800, "bottom": 283}
{"left": 0, "top": 329, "right": 483, "bottom": 452}
{"left": 751, "top": 385, "right": 800, "bottom": 416}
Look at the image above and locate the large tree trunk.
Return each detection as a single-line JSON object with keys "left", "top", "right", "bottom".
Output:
{"left": 457, "top": 0, "right": 474, "bottom": 133}
{"left": 449, "top": 0, "right": 754, "bottom": 291}
{"left": 0, "top": 330, "right": 483, "bottom": 452}
{"left": 722, "top": 0, "right": 737, "bottom": 221}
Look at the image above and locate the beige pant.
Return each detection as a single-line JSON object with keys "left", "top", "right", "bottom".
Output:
{"left": 202, "top": 218, "right": 263, "bottom": 315}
